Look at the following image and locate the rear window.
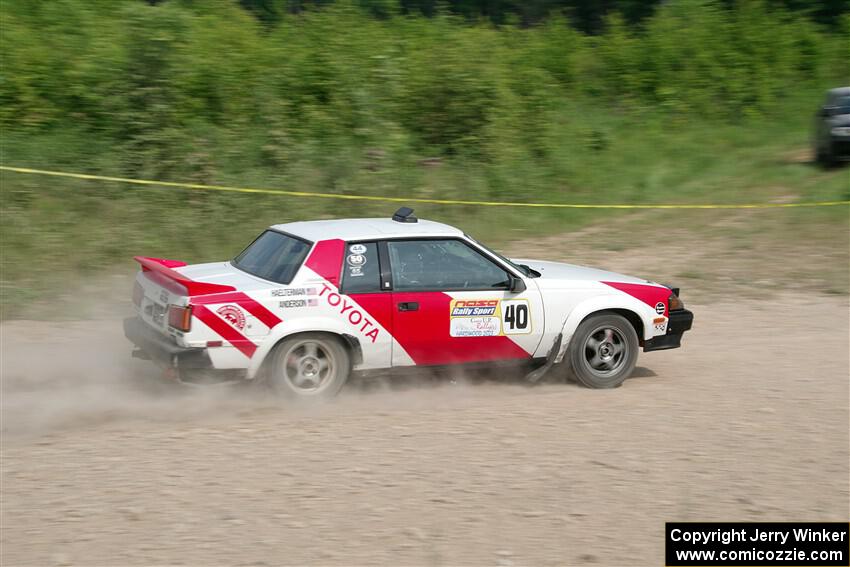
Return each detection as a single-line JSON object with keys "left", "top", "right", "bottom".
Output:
{"left": 232, "top": 230, "right": 311, "bottom": 284}
{"left": 341, "top": 242, "right": 381, "bottom": 293}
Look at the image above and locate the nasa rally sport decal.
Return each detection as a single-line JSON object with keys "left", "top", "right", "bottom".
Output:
{"left": 449, "top": 299, "right": 532, "bottom": 337}
{"left": 216, "top": 305, "right": 246, "bottom": 330}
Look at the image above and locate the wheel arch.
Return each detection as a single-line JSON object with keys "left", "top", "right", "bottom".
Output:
{"left": 246, "top": 319, "right": 362, "bottom": 379}
{"left": 604, "top": 308, "right": 645, "bottom": 346}
{"left": 554, "top": 295, "right": 654, "bottom": 364}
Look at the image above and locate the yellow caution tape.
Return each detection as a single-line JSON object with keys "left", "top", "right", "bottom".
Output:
{"left": 1, "top": 165, "right": 848, "bottom": 209}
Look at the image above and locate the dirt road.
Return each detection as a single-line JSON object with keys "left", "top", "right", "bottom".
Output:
{"left": 2, "top": 291, "right": 848, "bottom": 566}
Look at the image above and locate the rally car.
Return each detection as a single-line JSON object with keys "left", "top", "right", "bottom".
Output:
{"left": 125, "top": 208, "right": 693, "bottom": 397}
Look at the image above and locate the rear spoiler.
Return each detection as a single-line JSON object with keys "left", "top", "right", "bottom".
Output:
{"left": 134, "top": 256, "right": 236, "bottom": 296}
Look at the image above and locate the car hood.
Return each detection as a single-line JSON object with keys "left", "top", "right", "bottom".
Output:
{"left": 511, "top": 258, "right": 655, "bottom": 286}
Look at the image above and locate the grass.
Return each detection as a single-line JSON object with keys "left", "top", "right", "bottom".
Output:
{"left": 1, "top": 103, "right": 848, "bottom": 319}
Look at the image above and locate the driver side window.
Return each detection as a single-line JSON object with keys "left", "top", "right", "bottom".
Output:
{"left": 387, "top": 239, "right": 510, "bottom": 291}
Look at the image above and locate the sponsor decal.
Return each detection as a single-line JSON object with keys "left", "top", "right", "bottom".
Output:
{"left": 347, "top": 254, "right": 366, "bottom": 267}
{"left": 346, "top": 253, "right": 367, "bottom": 277}
{"left": 318, "top": 283, "right": 380, "bottom": 343}
{"left": 349, "top": 243, "right": 367, "bottom": 255}
{"left": 271, "top": 287, "right": 317, "bottom": 297}
{"left": 451, "top": 316, "right": 501, "bottom": 337}
{"left": 279, "top": 299, "right": 318, "bottom": 309}
{"left": 195, "top": 304, "right": 256, "bottom": 358}
{"left": 655, "top": 302, "right": 666, "bottom": 315}
{"left": 448, "top": 298, "right": 532, "bottom": 337}
{"left": 159, "top": 290, "right": 169, "bottom": 304}
{"left": 451, "top": 299, "right": 498, "bottom": 317}
{"left": 216, "top": 305, "right": 246, "bottom": 330}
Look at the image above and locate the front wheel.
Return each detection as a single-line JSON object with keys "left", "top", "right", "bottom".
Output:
{"left": 265, "top": 333, "right": 351, "bottom": 400}
{"left": 567, "top": 313, "right": 639, "bottom": 389}
{"left": 815, "top": 140, "right": 836, "bottom": 168}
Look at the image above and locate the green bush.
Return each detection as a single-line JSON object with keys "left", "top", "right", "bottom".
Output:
{"left": 3, "top": 0, "right": 846, "bottom": 158}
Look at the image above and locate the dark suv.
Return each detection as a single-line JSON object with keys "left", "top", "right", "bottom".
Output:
{"left": 814, "top": 87, "right": 850, "bottom": 166}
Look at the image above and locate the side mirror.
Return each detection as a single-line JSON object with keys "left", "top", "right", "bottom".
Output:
{"left": 509, "top": 275, "right": 527, "bottom": 293}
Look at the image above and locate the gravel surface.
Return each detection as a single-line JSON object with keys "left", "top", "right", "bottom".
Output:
{"left": 2, "top": 294, "right": 848, "bottom": 566}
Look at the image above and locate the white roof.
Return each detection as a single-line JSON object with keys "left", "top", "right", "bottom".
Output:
{"left": 271, "top": 217, "right": 464, "bottom": 242}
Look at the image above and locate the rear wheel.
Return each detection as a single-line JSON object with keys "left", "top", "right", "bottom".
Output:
{"left": 266, "top": 333, "right": 351, "bottom": 400}
{"left": 568, "top": 313, "right": 638, "bottom": 389}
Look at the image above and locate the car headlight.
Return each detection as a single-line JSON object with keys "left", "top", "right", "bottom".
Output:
{"left": 668, "top": 293, "right": 685, "bottom": 311}
{"left": 832, "top": 127, "right": 850, "bottom": 136}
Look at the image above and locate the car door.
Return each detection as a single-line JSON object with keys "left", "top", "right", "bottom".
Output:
{"left": 384, "top": 238, "right": 544, "bottom": 367}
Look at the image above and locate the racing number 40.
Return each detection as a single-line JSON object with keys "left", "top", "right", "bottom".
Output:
{"left": 504, "top": 304, "right": 527, "bottom": 329}
{"left": 502, "top": 300, "right": 530, "bottom": 334}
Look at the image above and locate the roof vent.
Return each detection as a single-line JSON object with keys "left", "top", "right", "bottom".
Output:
{"left": 392, "top": 207, "right": 418, "bottom": 223}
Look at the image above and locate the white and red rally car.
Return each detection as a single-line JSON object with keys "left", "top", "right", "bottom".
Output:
{"left": 125, "top": 208, "right": 693, "bottom": 396}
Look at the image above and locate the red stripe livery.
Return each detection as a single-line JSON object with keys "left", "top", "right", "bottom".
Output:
{"left": 354, "top": 291, "right": 530, "bottom": 366}
{"left": 601, "top": 281, "right": 670, "bottom": 316}
{"left": 193, "top": 305, "right": 257, "bottom": 358}
{"left": 192, "top": 292, "right": 281, "bottom": 329}
{"left": 304, "top": 239, "right": 346, "bottom": 287}
{"left": 134, "top": 256, "right": 236, "bottom": 296}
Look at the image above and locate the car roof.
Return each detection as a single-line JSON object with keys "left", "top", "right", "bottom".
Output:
{"left": 271, "top": 217, "right": 464, "bottom": 242}
{"left": 828, "top": 86, "right": 850, "bottom": 96}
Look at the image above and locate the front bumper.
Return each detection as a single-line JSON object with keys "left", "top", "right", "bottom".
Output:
{"left": 644, "top": 309, "right": 694, "bottom": 352}
{"left": 123, "top": 317, "right": 211, "bottom": 369}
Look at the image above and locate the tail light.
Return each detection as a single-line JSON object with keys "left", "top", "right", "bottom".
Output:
{"left": 168, "top": 305, "right": 192, "bottom": 332}
{"left": 132, "top": 281, "right": 144, "bottom": 307}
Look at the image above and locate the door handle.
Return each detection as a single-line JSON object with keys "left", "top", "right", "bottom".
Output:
{"left": 398, "top": 302, "right": 419, "bottom": 312}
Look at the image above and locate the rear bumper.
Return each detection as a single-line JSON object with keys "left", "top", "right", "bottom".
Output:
{"left": 123, "top": 317, "right": 212, "bottom": 369}
{"left": 644, "top": 309, "right": 694, "bottom": 352}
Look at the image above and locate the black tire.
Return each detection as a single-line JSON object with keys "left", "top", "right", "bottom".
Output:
{"left": 567, "top": 313, "right": 639, "bottom": 389}
{"left": 265, "top": 333, "right": 351, "bottom": 400}
{"left": 816, "top": 142, "right": 836, "bottom": 168}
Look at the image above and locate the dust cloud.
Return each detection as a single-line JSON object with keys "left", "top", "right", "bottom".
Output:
{"left": 1, "top": 317, "right": 254, "bottom": 437}
{"left": 0, "top": 308, "right": 521, "bottom": 438}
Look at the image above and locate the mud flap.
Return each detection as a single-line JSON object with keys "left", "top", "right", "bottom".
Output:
{"left": 525, "top": 333, "right": 562, "bottom": 384}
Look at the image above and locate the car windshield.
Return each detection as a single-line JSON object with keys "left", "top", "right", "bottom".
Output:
{"left": 464, "top": 234, "right": 539, "bottom": 278}
{"left": 232, "top": 230, "right": 311, "bottom": 284}
{"left": 829, "top": 94, "right": 850, "bottom": 113}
